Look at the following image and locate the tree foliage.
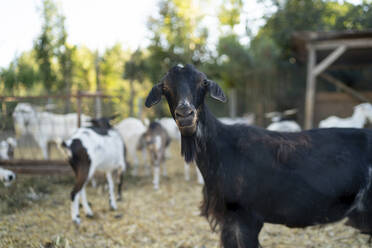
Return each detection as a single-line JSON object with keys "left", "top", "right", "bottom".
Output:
{"left": 146, "top": 0, "right": 209, "bottom": 82}
{"left": 2, "top": 0, "right": 372, "bottom": 119}
{"left": 33, "top": 0, "right": 58, "bottom": 92}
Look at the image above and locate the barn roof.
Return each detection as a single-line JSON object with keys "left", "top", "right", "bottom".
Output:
{"left": 292, "top": 30, "right": 372, "bottom": 67}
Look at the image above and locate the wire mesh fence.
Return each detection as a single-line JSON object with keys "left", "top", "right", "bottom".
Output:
{"left": 0, "top": 92, "right": 124, "bottom": 173}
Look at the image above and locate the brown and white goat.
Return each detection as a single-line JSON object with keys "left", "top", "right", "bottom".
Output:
{"left": 138, "top": 121, "right": 170, "bottom": 190}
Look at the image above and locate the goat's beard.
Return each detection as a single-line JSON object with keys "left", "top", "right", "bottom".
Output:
{"left": 181, "top": 134, "right": 197, "bottom": 163}
{"left": 179, "top": 125, "right": 197, "bottom": 136}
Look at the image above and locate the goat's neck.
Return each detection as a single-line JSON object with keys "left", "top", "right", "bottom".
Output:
{"left": 180, "top": 104, "right": 221, "bottom": 175}
{"left": 351, "top": 108, "right": 366, "bottom": 126}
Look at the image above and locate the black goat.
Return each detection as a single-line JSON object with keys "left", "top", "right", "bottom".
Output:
{"left": 145, "top": 64, "right": 372, "bottom": 247}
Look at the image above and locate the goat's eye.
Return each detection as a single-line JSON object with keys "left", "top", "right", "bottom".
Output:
{"left": 202, "top": 79, "right": 209, "bottom": 87}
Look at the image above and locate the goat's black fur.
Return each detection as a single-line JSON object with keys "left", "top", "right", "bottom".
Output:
{"left": 146, "top": 64, "right": 372, "bottom": 247}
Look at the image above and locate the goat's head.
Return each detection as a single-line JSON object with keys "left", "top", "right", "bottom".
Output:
{"left": 145, "top": 64, "right": 226, "bottom": 136}
{"left": 0, "top": 168, "right": 16, "bottom": 187}
{"left": 355, "top": 103, "right": 372, "bottom": 122}
{"left": 0, "top": 141, "right": 10, "bottom": 160}
{"left": 12, "top": 103, "right": 36, "bottom": 135}
{"left": 89, "top": 115, "right": 118, "bottom": 129}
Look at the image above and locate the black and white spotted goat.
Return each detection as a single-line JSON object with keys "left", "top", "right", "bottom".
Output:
{"left": 145, "top": 64, "right": 372, "bottom": 247}
{"left": 0, "top": 167, "right": 16, "bottom": 187}
{"left": 62, "top": 116, "right": 126, "bottom": 224}
{"left": 137, "top": 121, "right": 171, "bottom": 190}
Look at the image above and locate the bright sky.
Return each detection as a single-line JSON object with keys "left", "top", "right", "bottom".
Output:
{"left": 0, "top": 0, "right": 364, "bottom": 68}
{"left": 0, "top": 0, "right": 158, "bottom": 68}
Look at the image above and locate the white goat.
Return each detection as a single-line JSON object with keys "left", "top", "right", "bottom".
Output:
{"left": 63, "top": 117, "right": 126, "bottom": 224}
{"left": 115, "top": 117, "right": 148, "bottom": 175}
{"left": 13, "top": 103, "right": 90, "bottom": 159}
{"left": 218, "top": 115, "right": 255, "bottom": 126}
{"left": 319, "top": 103, "right": 372, "bottom": 128}
{"left": 0, "top": 137, "right": 17, "bottom": 160}
{"left": 266, "top": 109, "right": 301, "bottom": 132}
{"left": 0, "top": 167, "right": 16, "bottom": 187}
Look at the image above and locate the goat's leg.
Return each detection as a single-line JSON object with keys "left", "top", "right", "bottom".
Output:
{"left": 106, "top": 171, "right": 117, "bottom": 210}
{"left": 39, "top": 140, "right": 49, "bottom": 159}
{"left": 221, "top": 213, "right": 263, "bottom": 248}
{"left": 70, "top": 163, "right": 90, "bottom": 224}
{"left": 117, "top": 166, "right": 125, "bottom": 201}
{"left": 153, "top": 165, "right": 160, "bottom": 190}
{"left": 131, "top": 151, "right": 139, "bottom": 176}
{"left": 90, "top": 177, "right": 97, "bottom": 188}
{"left": 142, "top": 147, "right": 151, "bottom": 176}
{"left": 80, "top": 186, "right": 93, "bottom": 218}
{"left": 196, "top": 166, "right": 204, "bottom": 184}
{"left": 184, "top": 162, "right": 190, "bottom": 181}
{"left": 162, "top": 161, "right": 167, "bottom": 177}
{"left": 71, "top": 191, "right": 81, "bottom": 225}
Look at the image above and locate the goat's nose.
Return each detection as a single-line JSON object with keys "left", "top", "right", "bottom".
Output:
{"left": 175, "top": 107, "right": 195, "bottom": 118}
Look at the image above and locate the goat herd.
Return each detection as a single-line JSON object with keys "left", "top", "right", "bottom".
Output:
{"left": 2, "top": 64, "right": 372, "bottom": 247}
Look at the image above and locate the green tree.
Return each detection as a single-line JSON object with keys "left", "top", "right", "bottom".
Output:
{"left": 71, "top": 46, "right": 95, "bottom": 92}
{"left": 145, "top": 0, "right": 209, "bottom": 116}
{"left": 0, "top": 62, "right": 17, "bottom": 94}
{"left": 0, "top": 51, "right": 39, "bottom": 94}
{"left": 33, "top": 0, "right": 58, "bottom": 92}
{"left": 123, "top": 49, "right": 146, "bottom": 117}
{"left": 146, "top": 0, "right": 209, "bottom": 82}
{"left": 218, "top": 0, "right": 243, "bottom": 29}
{"left": 56, "top": 13, "right": 75, "bottom": 111}
{"left": 209, "top": 0, "right": 247, "bottom": 117}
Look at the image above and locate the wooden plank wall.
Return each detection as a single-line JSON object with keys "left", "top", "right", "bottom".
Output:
{"left": 314, "top": 91, "right": 372, "bottom": 127}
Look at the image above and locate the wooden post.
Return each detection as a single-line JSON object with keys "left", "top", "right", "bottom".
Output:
{"left": 95, "top": 52, "right": 102, "bottom": 118}
{"left": 0, "top": 101, "right": 5, "bottom": 130}
{"left": 312, "top": 45, "right": 346, "bottom": 76}
{"left": 304, "top": 45, "right": 316, "bottom": 129}
{"left": 137, "top": 97, "right": 143, "bottom": 119}
{"left": 229, "top": 88, "right": 237, "bottom": 118}
{"left": 77, "top": 90, "right": 82, "bottom": 128}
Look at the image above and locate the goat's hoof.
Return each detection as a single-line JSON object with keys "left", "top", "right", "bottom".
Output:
{"left": 114, "top": 214, "right": 123, "bottom": 219}
{"left": 73, "top": 217, "right": 81, "bottom": 226}
{"left": 117, "top": 197, "right": 123, "bottom": 202}
{"left": 86, "top": 213, "right": 94, "bottom": 218}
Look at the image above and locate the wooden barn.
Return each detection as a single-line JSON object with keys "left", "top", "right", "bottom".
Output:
{"left": 292, "top": 30, "right": 372, "bottom": 129}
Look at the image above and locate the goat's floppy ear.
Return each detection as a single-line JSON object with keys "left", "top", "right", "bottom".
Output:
{"left": 90, "top": 119, "right": 99, "bottom": 126}
{"left": 109, "top": 114, "right": 119, "bottom": 120}
{"left": 207, "top": 80, "right": 227, "bottom": 103}
{"left": 145, "top": 83, "right": 163, "bottom": 108}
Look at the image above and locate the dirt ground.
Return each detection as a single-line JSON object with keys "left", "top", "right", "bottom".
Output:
{"left": 0, "top": 144, "right": 371, "bottom": 248}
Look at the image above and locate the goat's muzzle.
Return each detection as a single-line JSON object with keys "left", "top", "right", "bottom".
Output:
{"left": 174, "top": 104, "right": 197, "bottom": 136}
